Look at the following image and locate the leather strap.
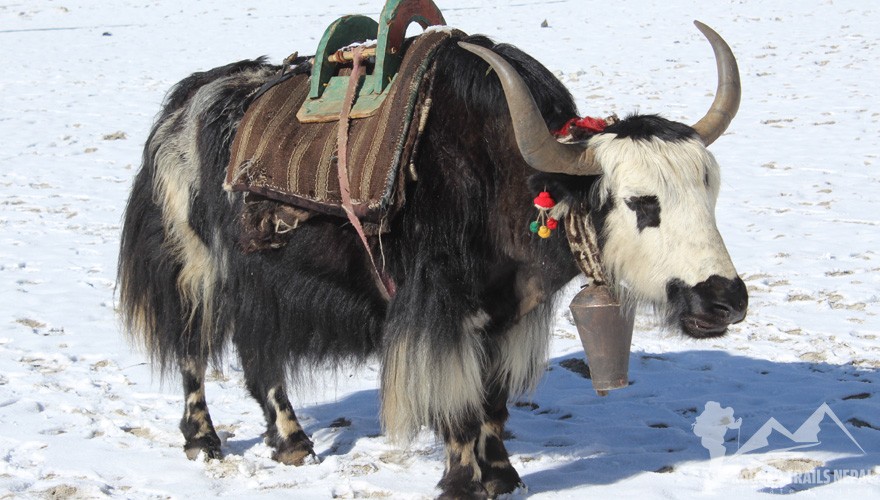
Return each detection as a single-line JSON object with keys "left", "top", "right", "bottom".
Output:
{"left": 338, "top": 46, "right": 393, "bottom": 301}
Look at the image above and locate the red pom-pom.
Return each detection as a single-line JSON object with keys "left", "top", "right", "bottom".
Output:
{"left": 546, "top": 217, "right": 558, "bottom": 230}
{"left": 533, "top": 191, "right": 555, "bottom": 209}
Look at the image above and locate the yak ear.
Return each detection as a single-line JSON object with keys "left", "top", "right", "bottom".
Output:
{"left": 528, "top": 173, "right": 595, "bottom": 205}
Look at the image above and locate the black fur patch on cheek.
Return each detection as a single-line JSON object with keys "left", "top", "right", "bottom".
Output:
{"left": 625, "top": 195, "right": 661, "bottom": 231}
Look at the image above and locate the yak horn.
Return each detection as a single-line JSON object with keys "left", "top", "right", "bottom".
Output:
{"left": 457, "top": 42, "right": 601, "bottom": 176}
{"left": 691, "top": 21, "right": 741, "bottom": 146}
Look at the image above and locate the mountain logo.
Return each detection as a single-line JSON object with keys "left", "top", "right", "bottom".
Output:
{"left": 692, "top": 401, "right": 866, "bottom": 459}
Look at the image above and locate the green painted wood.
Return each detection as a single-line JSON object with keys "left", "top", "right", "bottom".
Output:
{"left": 299, "top": 0, "right": 446, "bottom": 121}
{"left": 372, "top": 0, "right": 445, "bottom": 95}
{"left": 307, "top": 15, "right": 378, "bottom": 100}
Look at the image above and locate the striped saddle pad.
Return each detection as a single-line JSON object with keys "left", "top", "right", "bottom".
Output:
{"left": 224, "top": 29, "right": 458, "bottom": 227}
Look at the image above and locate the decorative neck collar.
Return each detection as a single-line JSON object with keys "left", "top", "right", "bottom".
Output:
{"left": 565, "top": 210, "right": 608, "bottom": 286}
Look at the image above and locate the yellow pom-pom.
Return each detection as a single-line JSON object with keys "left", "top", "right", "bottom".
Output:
{"left": 538, "top": 226, "right": 551, "bottom": 238}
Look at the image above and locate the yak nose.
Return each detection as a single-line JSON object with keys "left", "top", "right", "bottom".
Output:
{"left": 695, "top": 275, "right": 748, "bottom": 324}
{"left": 667, "top": 275, "right": 749, "bottom": 338}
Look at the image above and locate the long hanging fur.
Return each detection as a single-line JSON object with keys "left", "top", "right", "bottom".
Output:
{"left": 117, "top": 34, "right": 746, "bottom": 500}
{"left": 119, "top": 35, "right": 584, "bottom": 441}
{"left": 118, "top": 58, "right": 390, "bottom": 376}
{"left": 119, "top": 59, "right": 278, "bottom": 371}
{"left": 377, "top": 37, "right": 582, "bottom": 441}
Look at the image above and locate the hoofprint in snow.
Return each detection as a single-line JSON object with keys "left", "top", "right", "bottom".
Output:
{"left": 1, "top": 1, "right": 877, "bottom": 498}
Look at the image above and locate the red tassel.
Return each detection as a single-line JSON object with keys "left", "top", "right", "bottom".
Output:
{"left": 554, "top": 116, "right": 607, "bottom": 136}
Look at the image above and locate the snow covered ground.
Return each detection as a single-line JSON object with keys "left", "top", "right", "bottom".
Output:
{"left": 1, "top": 0, "right": 878, "bottom": 498}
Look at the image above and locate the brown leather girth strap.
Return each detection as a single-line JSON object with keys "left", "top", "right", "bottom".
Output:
{"left": 338, "top": 46, "right": 393, "bottom": 302}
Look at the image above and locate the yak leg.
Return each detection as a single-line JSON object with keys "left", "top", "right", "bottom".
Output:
{"left": 438, "top": 425, "right": 487, "bottom": 499}
{"left": 180, "top": 357, "right": 223, "bottom": 460}
{"left": 476, "top": 383, "right": 524, "bottom": 496}
{"left": 438, "top": 387, "right": 521, "bottom": 498}
{"left": 263, "top": 385, "right": 316, "bottom": 465}
{"left": 240, "top": 360, "right": 315, "bottom": 465}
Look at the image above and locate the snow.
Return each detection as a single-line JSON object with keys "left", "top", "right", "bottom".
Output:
{"left": 1, "top": 0, "right": 878, "bottom": 498}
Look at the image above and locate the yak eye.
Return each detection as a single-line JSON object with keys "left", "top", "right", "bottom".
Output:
{"left": 625, "top": 195, "right": 661, "bottom": 231}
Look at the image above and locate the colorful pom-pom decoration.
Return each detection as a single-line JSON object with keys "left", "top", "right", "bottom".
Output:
{"left": 533, "top": 191, "right": 556, "bottom": 209}
{"left": 530, "top": 190, "right": 558, "bottom": 239}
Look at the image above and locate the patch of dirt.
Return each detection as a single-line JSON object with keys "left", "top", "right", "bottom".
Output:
{"left": 767, "top": 457, "right": 823, "bottom": 473}
{"left": 346, "top": 462, "right": 379, "bottom": 477}
{"left": 37, "top": 485, "right": 82, "bottom": 499}
{"left": 847, "top": 417, "right": 880, "bottom": 431}
{"left": 739, "top": 467, "right": 761, "bottom": 480}
{"left": 786, "top": 293, "right": 814, "bottom": 302}
{"left": 102, "top": 131, "right": 127, "bottom": 140}
{"left": 544, "top": 437, "right": 574, "bottom": 447}
{"left": 799, "top": 351, "right": 826, "bottom": 363}
{"left": 16, "top": 318, "right": 46, "bottom": 330}
{"left": 513, "top": 401, "right": 539, "bottom": 410}
{"left": 559, "top": 358, "right": 591, "bottom": 379}
{"left": 121, "top": 426, "right": 154, "bottom": 440}
{"left": 330, "top": 417, "right": 352, "bottom": 428}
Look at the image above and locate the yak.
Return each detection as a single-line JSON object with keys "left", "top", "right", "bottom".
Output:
{"left": 118, "top": 19, "right": 747, "bottom": 498}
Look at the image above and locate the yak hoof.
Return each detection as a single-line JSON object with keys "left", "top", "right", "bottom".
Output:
{"left": 272, "top": 442, "right": 317, "bottom": 466}
{"left": 482, "top": 464, "right": 524, "bottom": 497}
{"left": 437, "top": 481, "right": 488, "bottom": 500}
{"left": 438, "top": 466, "right": 489, "bottom": 499}
{"left": 484, "top": 477, "right": 525, "bottom": 498}
{"left": 272, "top": 448, "right": 316, "bottom": 466}
{"left": 270, "top": 431, "right": 316, "bottom": 466}
{"left": 184, "top": 436, "right": 223, "bottom": 461}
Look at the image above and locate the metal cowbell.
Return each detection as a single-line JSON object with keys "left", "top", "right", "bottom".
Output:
{"left": 569, "top": 285, "right": 634, "bottom": 396}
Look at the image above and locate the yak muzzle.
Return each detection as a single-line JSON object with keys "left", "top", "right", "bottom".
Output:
{"left": 668, "top": 275, "right": 748, "bottom": 338}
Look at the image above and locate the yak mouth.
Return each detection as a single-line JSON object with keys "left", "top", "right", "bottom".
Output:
{"left": 666, "top": 276, "right": 748, "bottom": 339}
{"left": 678, "top": 313, "right": 733, "bottom": 338}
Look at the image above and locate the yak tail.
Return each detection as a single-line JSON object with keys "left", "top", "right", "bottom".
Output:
{"left": 117, "top": 111, "right": 225, "bottom": 373}
{"left": 118, "top": 61, "right": 270, "bottom": 373}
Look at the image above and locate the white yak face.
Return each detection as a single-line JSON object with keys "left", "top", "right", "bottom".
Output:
{"left": 588, "top": 121, "right": 747, "bottom": 337}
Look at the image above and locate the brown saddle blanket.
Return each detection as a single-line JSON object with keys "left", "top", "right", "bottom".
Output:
{"left": 224, "top": 29, "right": 459, "bottom": 226}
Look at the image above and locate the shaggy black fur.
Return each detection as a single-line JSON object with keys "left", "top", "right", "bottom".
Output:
{"left": 118, "top": 25, "right": 752, "bottom": 494}
{"left": 382, "top": 35, "right": 584, "bottom": 340}
{"left": 605, "top": 113, "right": 698, "bottom": 143}
{"left": 119, "top": 34, "right": 591, "bottom": 497}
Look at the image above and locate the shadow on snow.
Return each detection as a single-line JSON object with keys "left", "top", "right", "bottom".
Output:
{"left": 514, "top": 350, "right": 878, "bottom": 493}
{"left": 228, "top": 350, "right": 878, "bottom": 494}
